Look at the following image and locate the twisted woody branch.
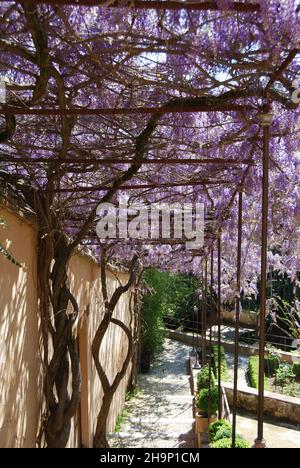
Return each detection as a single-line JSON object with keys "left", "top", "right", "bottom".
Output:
{"left": 92, "top": 253, "right": 141, "bottom": 448}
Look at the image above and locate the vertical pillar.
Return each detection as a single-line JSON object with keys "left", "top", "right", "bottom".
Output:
{"left": 201, "top": 264, "right": 206, "bottom": 368}
{"left": 217, "top": 236, "right": 222, "bottom": 419}
{"left": 208, "top": 249, "right": 214, "bottom": 420}
{"left": 254, "top": 108, "right": 273, "bottom": 449}
{"left": 232, "top": 189, "right": 243, "bottom": 448}
{"left": 201, "top": 259, "right": 208, "bottom": 368}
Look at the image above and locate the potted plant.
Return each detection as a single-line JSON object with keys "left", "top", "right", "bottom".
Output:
{"left": 197, "top": 364, "right": 216, "bottom": 392}
{"left": 195, "top": 387, "right": 218, "bottom": 434}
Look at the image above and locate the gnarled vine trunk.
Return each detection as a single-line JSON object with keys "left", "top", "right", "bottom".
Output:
{"left": 36, "top": 197, "right": 81, "bottom": 448}
{"left": 92, "top": 253, "right": 140, "bottom": 448}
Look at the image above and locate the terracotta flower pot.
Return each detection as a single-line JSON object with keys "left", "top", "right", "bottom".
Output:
{"left": 195, "top": 413, "right": 217, "bottom": 433}
{"left": 195, "top": 413, "right": 209, "bottom": 434}
{"left": 194, "top": 413, "right": 217, "bottom": 448}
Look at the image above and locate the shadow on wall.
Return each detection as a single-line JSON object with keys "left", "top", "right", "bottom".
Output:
{"left": 0, "top": 208, "right": 41, "bottom": 448}
{"left": 0, "top": 206, "right": 134, "bottom": 448}
{"left": 69, "top": 255, "right": 133, "bottom": 447}
{"left": 86, "top": 269, "right": 132, "bottom": 439}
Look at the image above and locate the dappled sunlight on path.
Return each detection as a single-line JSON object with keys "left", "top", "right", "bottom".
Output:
{"left": 109, "top": 339, "right": 194, "bottom": 448}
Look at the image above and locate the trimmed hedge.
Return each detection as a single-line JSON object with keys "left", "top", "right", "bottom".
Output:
{"left": 209, "top": 419, "right": 250, "bottom": 448}
{"left": 214, "top": 426, "right": 232, "bottom": 442}
{"left": 292, "top": 362, "right": 300, "bottom": 379}
{"left": 248, "top": 356, "right": 269, "bottom": 390}
{"left": 208, "top": 419, "right": 231, "bottom": 443}
{"left": 211, "top": 437, "right": 250, "bottom": 449}
{"left": 197, "top": 364, "right": 216, "bottom": 390}
{"left": 212, "top": 345, "right": 229, "bottom": 381}
{"left": 196, "top": 387, "right": 218, "bottom": 417}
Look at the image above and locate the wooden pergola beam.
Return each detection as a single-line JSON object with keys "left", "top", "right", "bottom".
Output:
{"left": 0, "top": 156, "right": 254, "bottom": 166}
{"left": 18, "top": 1, "right": 261, "bottom": 13}
{"left": 52, "top": 179, "right": 229, "bottom": 193}
{"left": 1, "top": 104, "right": 251, "bottom": 116}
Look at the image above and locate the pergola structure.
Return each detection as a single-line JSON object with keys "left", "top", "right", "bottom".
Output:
{"left": 0, "top": 0, "right": 299, "bottom": 449}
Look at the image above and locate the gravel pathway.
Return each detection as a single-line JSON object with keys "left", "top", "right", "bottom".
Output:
{"left": 109, "top": 339, "right": 194, "bottom": 448}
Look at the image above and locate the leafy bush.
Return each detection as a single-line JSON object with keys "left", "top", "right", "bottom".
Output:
{"left": 208, "top": 419, "right": 232, "bottom": 443}
{"left": 197, "top": 364, "right": 216, "bottom": 390}
{"left": 214, "top": 426, "right": 233, "bottom": 442}
{"left": 141, "top": 269, "right": 199, "bottom": 367}
{"left": 196, "top": 387, "right": 218, "bottom": 417}
{"left": 212, "top": 345, "right": 229, "bottom": 381}
{"left": 248, "top": 356, "right": 269, "bottom": 390}
{"left": 147, "top": 270, "right": 198, "bottom": 325}
{"left": 211, "top": 437, "right": 250, "bottom": 449}
{"left": 275, "top": 363, "right": 295, "bottom": 388}
{"left": 292, "top": 362, "right": 300, "bottom": 379}
{"left": 282, "top": 382, "right": 300, "bottom": 398}
{"left": 264, "top": 345, "right": 280, "bottom": 377}
{"left": 141, "top": 269, "right": 168, "bottom": 358}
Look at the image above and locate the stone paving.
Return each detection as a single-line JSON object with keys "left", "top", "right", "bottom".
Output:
{"left": 237, "top": 412, "right": 300, "bottom": 449}
{"left": 109, "top": 339, "right": 194, "bottom": 448}
{"left": 109, "top": 337, "right": 300, "bottom": 449}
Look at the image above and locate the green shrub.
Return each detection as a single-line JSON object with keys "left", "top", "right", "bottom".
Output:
{"left": 197, "top": 364, "right": 216, "bottom": 390}
{"left": 146, "top": 269, "right": 199, "bottom": 325}
{"left": 248, "top": 356, "right": 269, "bottom": 390}
{"left": 211, "top": 437, "right": 250, "bottom": 449}
{"left": 264, "top": 345, "right": 280, "bottom": 377}
{"left": 292, "top": 362, "right": 300, "bottom": 379}
{"left": 275, "top": 363, "right": 295, "bottom": 387}
{"left": 214, "top": 426, "right": 233, "bottom": 442}
{"left": 212, "top": 345, "right": 229, "bottom": 381}
{"left": 282, "top": 382, "right": 300, "bottom": 398}
{"left": 208, "top": 419, "right": 232, "bottom": 443}
{"left": 141, "top": 269, "right": 168, "bottom": 358}
{"left": 196, "top": 387, "right": 218, "bottom": 417}
{"left": 264, "top": 356, "right": 280, "bottom": 377}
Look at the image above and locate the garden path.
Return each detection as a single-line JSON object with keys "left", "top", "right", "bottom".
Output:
{"left": 109, "top": 338, "right": 300, "bottom": 449}
{"left": 237, "top": 412, "right": 300, "bottom": 448}
{"left": 109, "top": 339, "right": 194, "bottom": 448}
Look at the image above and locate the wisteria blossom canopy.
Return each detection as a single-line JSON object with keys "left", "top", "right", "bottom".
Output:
{"left": 0, "top": 0, "right": 300, "bottom": 299}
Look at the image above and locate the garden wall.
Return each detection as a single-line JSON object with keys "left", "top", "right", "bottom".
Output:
{"left": 0, "top": 204, "right": 133, "bottom": 448}
{"left": 223, "top": 382, "right": 300, "bottom": 425}
{"left": 221, "top": 309, "right": 257, "bottom": 328}
{"left": 167, "top": 330, "right": 299, "bottom": 364}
